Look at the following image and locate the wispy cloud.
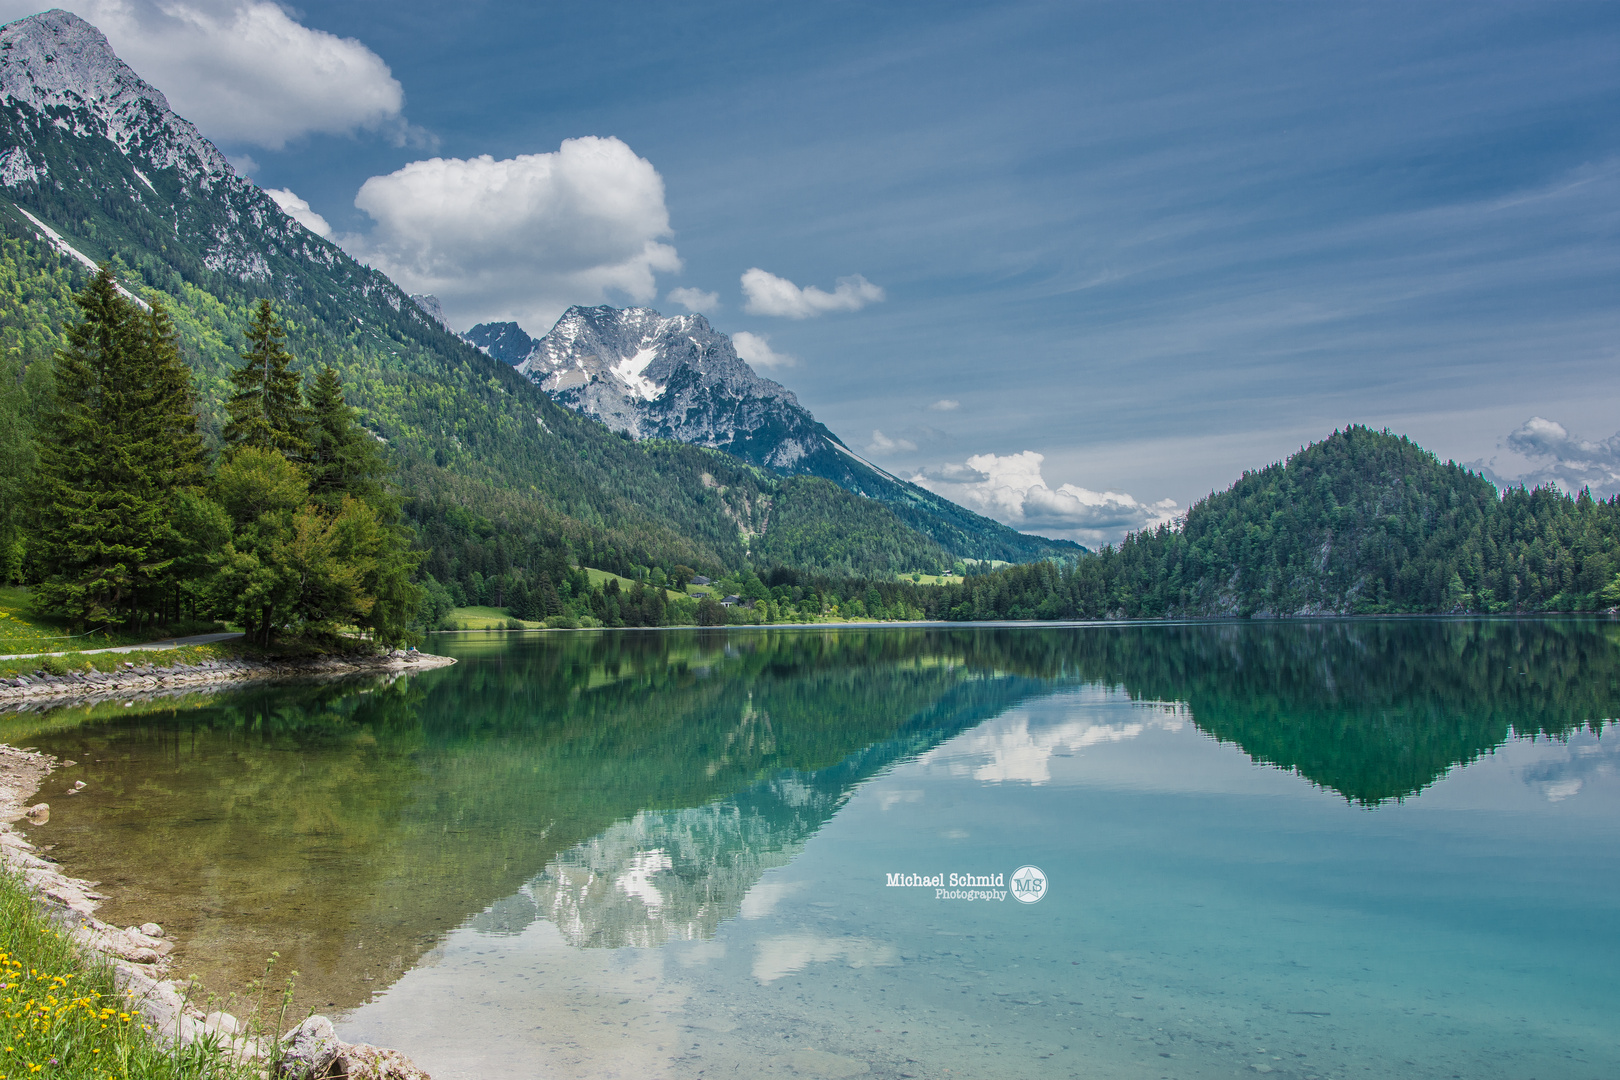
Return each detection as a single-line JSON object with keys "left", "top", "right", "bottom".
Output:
{"left": 867, "top": 429, "right": 917, "bottom": 454}
{"left": 732, "top": 330, "right": 795, "bottom": 369}
{"left": 740, "top": 268, "right": 884, "bottom": 318}
{"left": 667, "top": 286, "right": 718, "bottom": 312}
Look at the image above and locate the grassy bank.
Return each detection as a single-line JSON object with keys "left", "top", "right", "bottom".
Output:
{"left": 0, "top": 870, "right": 247, "bottom": 1079}
{"left": 0, "top": 589, "right": 226, "bottom": 658}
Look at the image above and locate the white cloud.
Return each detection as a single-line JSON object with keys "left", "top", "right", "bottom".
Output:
{"left": 927, "top": 398, "right": 960, "bottom": 412}
{"left": 867, "top": 429, "right": 917, "bottom": 454}
{"left": 732, "top": 330, "right": 795, "bottom": 369}
{"left": 263, "top": 188, "right": 331, "bottom": 238}
{"left": 1472, "top": 416, "right": 1620, "bottom": 498}
{"left": 227, "top": 153, "right": 258, "bottom": 176}
{"left": 341, "top": 137, "right": 681, "bottom": 331}
{"left": 740, "top": 267, "right": 884, "bottom": 318}
{"left": 5, "top": 2, "right": 412, "bottom": 149}
{"left": 667, "top": 286, "right": 719, "bottom": 313}
{"left": 911, "top": 450, "right": 1178, "bottom": 547}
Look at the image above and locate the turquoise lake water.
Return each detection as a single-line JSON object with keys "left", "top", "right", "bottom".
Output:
{"left": 9, "top": 621, "right": 1619, "bottom": 1079}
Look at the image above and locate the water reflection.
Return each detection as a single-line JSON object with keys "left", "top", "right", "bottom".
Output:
{"left": 3, "top": 619, "right": 1616, "bottom": 1017}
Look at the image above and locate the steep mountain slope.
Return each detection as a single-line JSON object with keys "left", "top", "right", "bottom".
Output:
{"left": 474, "top": 304, "right": 1084, "bottom": 561}
{"left": 0, "top": 9, "right": 986, "bottom": 583}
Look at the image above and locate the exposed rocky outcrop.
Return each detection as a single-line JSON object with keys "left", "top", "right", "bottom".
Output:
{"left": 510, "top": 304, "right": 838, "bottom": 473}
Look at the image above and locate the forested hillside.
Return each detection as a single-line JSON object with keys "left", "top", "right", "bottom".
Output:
{"left": 0, "top": 11, "right": 1018, "bottom": 614}
{"left": 871, "top": 427, "right": 1620, "bottom": 620}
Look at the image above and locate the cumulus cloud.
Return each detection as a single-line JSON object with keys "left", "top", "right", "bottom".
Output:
{"left": 4, "top": 1, "right": 413, "bottom": 149}
{"left": 1473, "top": 416, "right": 1620, "bottom": 498}
{"left": 667, "top": 286, "right": 719, "bottom": 313}
{"left": 740, "top": 268, "right": 884, "bottom": 318}
{"left": 928, "top": 399, "right": 960, "bottom": 412}
{"left": 341, "top": 136, "right": 681, "bottom": 331}
{"left": 732, "top": 330, "right": 795, "bottom": 369}
{"left": 867, "top": 429, "right": 917, "bottom": 454}
{"left": 263, "top": 188, "right": 332, "bottom": 238}
{"left": 911, "top": 451, "right": 1178, "bottom": 547}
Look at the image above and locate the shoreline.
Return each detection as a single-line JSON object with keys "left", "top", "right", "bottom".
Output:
{"left": 0, "top": 648, "right": 456, "bottom": 710}
{"left": 0, "top": 740, "right": 435, "bottom": 1077}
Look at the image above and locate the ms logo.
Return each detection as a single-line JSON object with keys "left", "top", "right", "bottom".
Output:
{"left": 1010, "top": 865, "right": 1047, "bottom": 905}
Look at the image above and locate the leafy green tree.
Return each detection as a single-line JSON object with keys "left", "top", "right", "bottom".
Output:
{"left": 209, "top": 448, "right": 389, "bottom": 644}
{"left": 223, "top": 299, "right": 306, "bottom": 458}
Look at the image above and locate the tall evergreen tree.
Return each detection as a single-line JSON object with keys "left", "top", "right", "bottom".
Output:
{"left": 305, "top": 365, "right": 385, "bottom": 509}
{"left": 31, "top": 268, "right": 178, "bottom": 626}
{"left": 223, "top": 299, "right": 306, "bottom": 457}
{"left": 140, "top": 300, "right": 210, "bottom": 619}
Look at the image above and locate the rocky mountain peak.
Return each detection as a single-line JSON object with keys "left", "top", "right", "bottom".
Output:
{"left": 0, "top": 9, "right": 229, "bottom": 181}
{"left": 511, "top": 304, "right": 823, "bottom": 469}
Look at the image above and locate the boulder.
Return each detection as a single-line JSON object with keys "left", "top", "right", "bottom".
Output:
{"left": 278, "top": 1015, "right": 340, "bottom": 1079}
{"left": 276, "top": 1017, "right": 432, "bottom": 1079}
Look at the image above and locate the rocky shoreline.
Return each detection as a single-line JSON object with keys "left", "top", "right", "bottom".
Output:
{"left": 1, "top": 726, "right": 439, "bottom": 1076}
{"left": 0, "top": 648, "right": 456, "bottom": 710}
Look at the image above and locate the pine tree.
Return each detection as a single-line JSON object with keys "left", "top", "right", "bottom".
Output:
{"left": 140, "top": 301, "right": 210, "bottom": 619}
{"left": 32, "top": 268, "right": 172, "bottom": 626}
{"left": 305, "top": 365, "right": 385, "bottom": 509}
{"left": 223, "top": 299, "right": 306, "bottom": 457}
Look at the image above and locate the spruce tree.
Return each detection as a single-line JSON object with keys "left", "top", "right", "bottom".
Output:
{"left": 140, "top": 301, "right": 210, "bottom": 619}
{"left": 32, "top": 268, "right": 172, "bottom": 626}
{"left": 223, "top": 299, "right": 306, "bottom": 457}
{"left": 305, "top": 365, "right": 385, "bottom": 508}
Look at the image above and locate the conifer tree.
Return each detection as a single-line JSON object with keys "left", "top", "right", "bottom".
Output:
{"left": 305, "top": 365, "right": 385, "bottom": 508}
{"left": 223, "top": 299, "right": 306, "bottom": 457}
{"left": 32, "top": 268, "right": 175, "bottom": 626}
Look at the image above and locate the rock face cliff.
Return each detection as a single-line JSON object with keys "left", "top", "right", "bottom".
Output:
{"left": 510, "top": 305, "right": 839, "bottom": 473}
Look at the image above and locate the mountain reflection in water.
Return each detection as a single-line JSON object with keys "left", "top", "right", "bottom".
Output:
{"left": 4, "top": 619, "right": 1615, "bottom": 1016}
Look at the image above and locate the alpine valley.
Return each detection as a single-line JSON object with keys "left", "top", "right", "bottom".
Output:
{"left": 3, "top": 8, "right": 1618, "bottom": 631}
{"left": 0, "top": 7, "right": 1075, "bottom": 612}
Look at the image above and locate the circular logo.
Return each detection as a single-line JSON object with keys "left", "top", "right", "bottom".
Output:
{"left": 1010, "top": 865, "right": 1047, "bottom": 904}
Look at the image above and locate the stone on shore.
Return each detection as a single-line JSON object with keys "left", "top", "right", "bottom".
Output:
{"left": 277, "top": 1016, "right": 432, "bottom": 1079}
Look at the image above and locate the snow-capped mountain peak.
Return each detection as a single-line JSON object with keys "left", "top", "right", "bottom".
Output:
{"left": 504, "top": 305, "right": 826, "bottom": 469}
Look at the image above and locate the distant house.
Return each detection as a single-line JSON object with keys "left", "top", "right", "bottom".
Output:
{"left": 691, "top": 575, "right": 712, "bottom": 586}
{"left": 720, "top": 595, "right": 743, "bottom": 607}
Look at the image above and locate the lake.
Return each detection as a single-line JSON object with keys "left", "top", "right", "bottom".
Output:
{"left": 6, "top": 620, "right": 1618, "bottom": 1080}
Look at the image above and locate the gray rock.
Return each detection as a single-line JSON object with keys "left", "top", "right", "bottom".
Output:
{"left": 278, "top": 1015, "right": 340, "bottom": 1079}
{"left": 511, "top": 305, "right": 834, "bottom": 473}
{"left": 140, "top": 921, "right": 164, "bottom": 937}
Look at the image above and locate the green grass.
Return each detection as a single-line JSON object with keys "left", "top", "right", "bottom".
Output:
{"left": 442, "top": 606, "right": 529, "bottom": 630}
{"left": 0, "top": 588, "right": 227, "bottom": 657}
{"left": 0, "top": 869, "right": 255, "bottom": 1079}
{"left": 582, "top": 568, "right": 687, "bottom": 602}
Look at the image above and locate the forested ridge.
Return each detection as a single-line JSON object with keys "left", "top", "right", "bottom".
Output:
{"left": 847, "top": 426, "right": 1620, "bottom": 621}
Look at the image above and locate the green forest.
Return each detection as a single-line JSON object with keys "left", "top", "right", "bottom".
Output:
{"left": 6, "top": 261, "right": 1620, "bottom": 642}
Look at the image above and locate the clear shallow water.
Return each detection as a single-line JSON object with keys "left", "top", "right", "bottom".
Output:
{"left": 6, "top": 621, "right": 1619, "bottom": 1079}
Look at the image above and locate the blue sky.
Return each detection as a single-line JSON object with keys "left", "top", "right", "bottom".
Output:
{"left": 9, "top": 1, "right": 1618, "bottom": 543}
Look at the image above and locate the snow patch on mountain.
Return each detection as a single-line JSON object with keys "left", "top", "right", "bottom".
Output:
{"left": 513, "top": 305, "right": 832, "bottom": 470}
